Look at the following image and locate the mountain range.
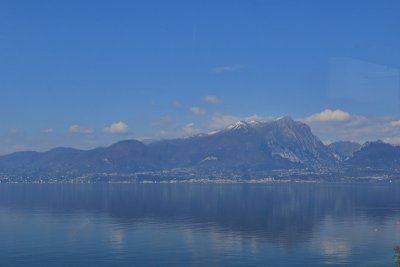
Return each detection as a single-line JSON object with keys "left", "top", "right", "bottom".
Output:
{"left": 0, "top": 117, "right": 398, "bottom": 182}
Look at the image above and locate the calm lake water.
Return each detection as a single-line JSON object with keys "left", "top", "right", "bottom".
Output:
{"left": 0, "top": 183, "right": 399, "bottom": 266}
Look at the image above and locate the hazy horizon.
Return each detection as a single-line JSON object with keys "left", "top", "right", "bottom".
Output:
{"left": 0, "top": 115, "right": 381, "bottom": 156}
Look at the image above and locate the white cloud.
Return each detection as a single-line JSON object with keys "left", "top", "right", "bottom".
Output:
{"left": 41, "top": 128, "right": 54, "bottom": 133}
{"left": 151, "top": 117, "right": 201, "bottom": 138}
{"left": 208, "top": 113, "right": 243, "bottom": 129}
{"left": 212, "top": 64, "right": 242, "bottom": 73}
{"left": 383, "top": 136, "right": 400, "bottom": 144}
{"left": 302, "top": 109, "right": 400, "bottom": 143}
{"left": 390, "top": 120, "right": 400, "bottom": 127}
{"left": 190, "top": 107, "right": 207, "bottom": 116}
{"left": 103, "top": 121, "right": 129, "bottom": 134}
{"left": 305, "top": 109, "right": 351, "bottom": 123}
{"left": 182, "top": 123, "right": 197, "bottom": 135}
{"left": 69, "top": 125, "right": 94, "bottom": 134}
{"left": 202, "top": 95, "right": 221, "bottom": 104}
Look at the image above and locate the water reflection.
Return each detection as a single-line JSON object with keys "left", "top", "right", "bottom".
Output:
{"left": 1, "top": 184, "right": 400, "bottom": 266}
{"left": 395, "top": 246, "right": 400, "bottom": 267}
{"left": 0, "top": 183, "right": 399, "bottom": 247}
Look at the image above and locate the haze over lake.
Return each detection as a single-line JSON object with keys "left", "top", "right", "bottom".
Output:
{"left": 1, "top": 183, "right": 399, "bottom": 266}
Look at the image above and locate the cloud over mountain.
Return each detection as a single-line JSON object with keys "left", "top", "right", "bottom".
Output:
{"left": 103, "top": 122, "right": 129, "bottom": 134}
{"left": 303, "top": 109, "right": 400, "bottom": 144}
{"left": 69, "top": 125, "right": 94, "bottom": 134}
{"left": 305, "top": 109, "right": 351, "bottom": 123}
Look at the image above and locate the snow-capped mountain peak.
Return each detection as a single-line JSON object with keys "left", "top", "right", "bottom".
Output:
{"left": 226, "top": 119, "right": 264, "bottom": 130}
{"left": 227, "top": 121, "right": 250, "bottom": 130}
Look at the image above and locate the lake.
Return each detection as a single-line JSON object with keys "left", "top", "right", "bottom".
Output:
{"left": 0, "top": 183, "right": 399, "bottom": 266}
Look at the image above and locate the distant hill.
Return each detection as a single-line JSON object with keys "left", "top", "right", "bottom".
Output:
{"left": 0, "top": 118, "right": 399, "bottom": 181}
{"left": 344, "top": 141, "right": 400, "bottom": 170}
{"left": 328, "top": 141, "right": 361, "bottom": 159}
{"left": 146, "top": 116, "right": 336, "bottom": 170}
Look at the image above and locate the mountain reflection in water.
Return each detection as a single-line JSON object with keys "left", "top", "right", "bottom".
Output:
{"left": 0, "top": 183, "right": 399, "bottom": 266}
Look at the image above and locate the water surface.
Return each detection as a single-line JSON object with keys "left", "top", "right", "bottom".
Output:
{"left": 0, "top": 183, "right": 399, "bottom": 266}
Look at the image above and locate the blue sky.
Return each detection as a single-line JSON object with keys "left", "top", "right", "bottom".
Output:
{"left": 1, "top": 0, "right": 400, "bottom": 154}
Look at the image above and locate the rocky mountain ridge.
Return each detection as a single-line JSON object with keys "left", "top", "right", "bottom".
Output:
{"left": 0, "top": 117, "right": 398, "bottom": 182}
